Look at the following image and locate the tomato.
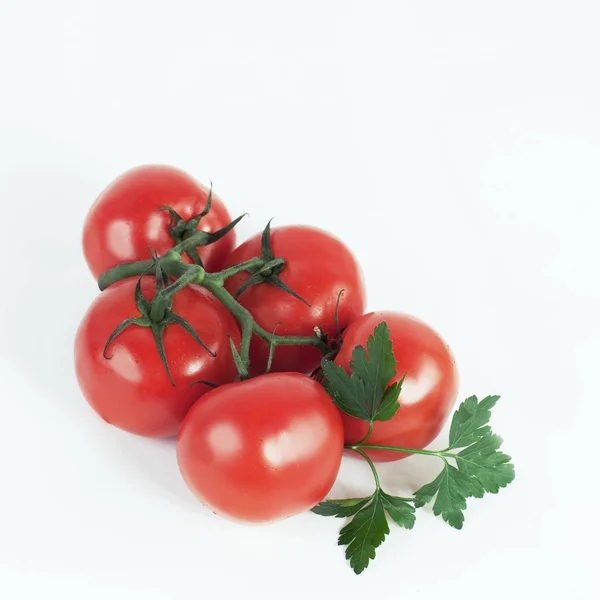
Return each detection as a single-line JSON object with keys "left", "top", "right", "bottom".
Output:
{"left": 83, "top": 165, "right": 236, "bottom": 279}
{"left": 177, "top": 372, "right": 344, "bottom": 522}
{"left": 223, "top": 225, "right": 365, "bottom": 375}
{"left": 75, "top": 278, "right": 241, "bottom": 438}
{"left": 337, "top": 312, "right": 459, "bottom": 462}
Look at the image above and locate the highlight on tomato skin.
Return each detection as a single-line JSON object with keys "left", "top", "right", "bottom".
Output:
{"left": 176, "top": 373, "right": 345, "bottom": 523}
{"left": 74, "top": 278, "right": 241, "bottom": 438}
{"left": 223, "top": 225, "right": 366, "bottom": 376}
{"left": 335, "top": 311, "right": 459, "bottom": 462}
{"left": 83, "top": 164, "right": 235, "bottom": 279}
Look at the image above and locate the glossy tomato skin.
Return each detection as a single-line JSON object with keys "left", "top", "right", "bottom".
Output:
{"left": 337, "top": 312, "right": 459, "bottom": 462}
{"left": 177, "top": 373, "right": 344, "bottom": 523}
{"left": 223, "top": 225, "right": 365, "bottom": 375}
{"left": 83, "top": 165, "right": 235, "bottom": 279}
{"left": 75, "top": 278, "right": 241, "bottom": 438}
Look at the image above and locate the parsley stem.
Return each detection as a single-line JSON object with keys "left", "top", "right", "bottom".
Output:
{"left": 350, "top": 448, "right": 381, "bottom": 491}
{"left": 349, "top": 443, "right": 445, "bottom": 459}
{"left": 356, "top": 421, "right": 374, "bottom": 446}
{"left": 348, "top": 442, "right": 463, "bottom": 464}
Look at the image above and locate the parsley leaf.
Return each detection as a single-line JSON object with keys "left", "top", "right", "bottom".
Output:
{"left": 414, "top": 395, "right": 515, "bottom": 529}
{"left": 312, "top": 489, "right": 415, "bottom": 574}
{"left": 413, "top": 462, "right": 480, "bottom": 529}
{"left": 338, "top": 491, "right": 388, "bottom": 575}
{"left": 457, "top": 433, "right": 515, "bottom": 494}
{"left": 321, "top": 322, "right": 403, "bottom": 423}
{"left": 380, "top": 491, "right": 416, "bottom": 530}
{"left": 311, "top": 497, "right": 371, "bottom": 518}
{"left": 321, "top": 361, "right": 369, "bottom": 420}
{"left": 448, "top": 394, "right": 499, "bottom": 449}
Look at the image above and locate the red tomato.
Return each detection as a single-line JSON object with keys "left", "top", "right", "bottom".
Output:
{"left": 177, "top": 373, "right": 344, "bottom": 522}
{"left": 337, "top": 312, "right": 459, "bottom": 462}
{"left": 223, "top": 225, "right": 365, "bottom": 375}
{"left": 83, "top": 165, "right": 235, "bottom": 279}
{"left": 75, "top": 278, "right": 241, "bottom": 438}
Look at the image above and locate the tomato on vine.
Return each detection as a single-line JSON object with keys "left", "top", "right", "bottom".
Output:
{"left": 332, "top": 311, "right": 459, "bottom": 461}
{"left": 177, "top": 373, "right": 344, "bottom": 522}
{"left": 75, "top": 277, "right": 241, "bottom": 438}
{"left": 83, "top": 164, "right": 240, "bottom": 279}
{"left": 223, "top": 224, "right": 366, "bottom": 375}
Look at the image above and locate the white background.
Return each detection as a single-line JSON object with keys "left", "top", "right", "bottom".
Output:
{"left": 0, "top": 1, "right": 597, "bottom": 598}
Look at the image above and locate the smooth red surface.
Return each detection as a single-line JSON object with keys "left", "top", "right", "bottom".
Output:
{"left": 83, "top": 165, "right": 235, "bottom": 278}
{"left": 74, "top": 278, "right": 241, "bottom": 438}
{"left": 223, "top": 225, "right": 365, "bottom": 375}
{"left": 177, "top": 373, "right": 344, "bottom": 522}
{"left": 337, "top": 312, "right": 459, "bottom": 462}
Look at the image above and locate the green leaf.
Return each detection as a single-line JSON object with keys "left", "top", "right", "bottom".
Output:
{"left": 415, "top": 395, "right": 515, "bottom": 528}
{"left": 448, "top": 395, "right": 499, "bottom": 450}
{"left": 321, "top": 360, "right": 369, "bottom": 421}
{"left": 350, "top": 322, "right": 397, "bottom": 412}
{"left": 337, "top": 491, "right": 389, "bottom": 575}
{"left": 380, "top": 491, "right": 416, "bottom": 530}
{"left": 313, "top": 491, "right": 417, "bottom": 573}
{"left": 322, "top": 322, "right": 401, "bottom": 423}
{"left": 414, "top": 462, "right": 479, "bottom": 529}
{"left": 311, "top": 497, "right": 372, "bottom": 518}
{"left": 373, "top": 377, "right": 404, "bottom": 422}
{"left": 457, "top": 434, "right": 515, "bottom": 494}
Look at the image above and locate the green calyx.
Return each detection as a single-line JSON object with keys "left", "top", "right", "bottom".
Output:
{"left": 159, "top": 186, "right": 246, "bottom": 267}
{"left": 234, "top": 220, "right": 310, "bottom": 306}
{"left": 103, "top": 261, "right": 215, "bottom": 387}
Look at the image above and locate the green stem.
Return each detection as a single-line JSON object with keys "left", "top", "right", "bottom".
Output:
{"left": 350, "top": 448, "right": 381, "bottom": 490}
{"left": 202, "top": 277, "right": 328, "bottom": 374}
{"left": 348, "top": 443, "right": 448, "bottom": 459}
{"left": 97, "top": 235, "right": 330, "bottom": 379}
{"left": 209, "top": 257, "right": 264, "bottom": 286}
{"left": 150, "top": 265, "right": 205, "bottom": 322}
{"left": 98, "top": 255, "right": 190, "bottom": 290}
{"left": 356, "top": 421, "right": 374, "bottom": 446}
{"left": 98, "top": 260, "right": 154, "bottom": 290}
{"left": 263, "top": 329, "right": 329, "bottom": 349}
{"left": 97, "top": 227, "right": 216, "bottom": 290}
{"left": 235, "top": 311, "right": 254, "bottom": 380}
{"left": 174, "top": 229, "right": 218, "bottom": 256}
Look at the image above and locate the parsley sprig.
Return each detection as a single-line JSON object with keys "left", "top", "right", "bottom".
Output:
{"left": 313, "top": 322, "right": 515, "bottom": 574}
{"left": 313, "top": 445, "right": 415, "bottom": 574}
{"left": 321, "top": 322, "right": 404, "bottom": 423}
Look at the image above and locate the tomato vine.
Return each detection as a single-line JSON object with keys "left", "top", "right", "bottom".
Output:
{"left": 97, "top": 218, "right": 330, "bottom": 380}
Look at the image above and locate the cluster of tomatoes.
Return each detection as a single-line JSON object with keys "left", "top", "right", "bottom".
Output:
{"left": 75, "top": 164, "right": 458, "bottom": 523}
